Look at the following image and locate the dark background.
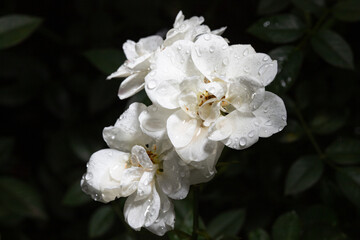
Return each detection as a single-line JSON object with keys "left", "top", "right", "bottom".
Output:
{"left": 1, "top": 0, "right": 360, "bottom": 239}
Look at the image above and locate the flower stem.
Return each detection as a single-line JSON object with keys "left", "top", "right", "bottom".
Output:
{"left": 192, "top": 185, "right": 200, "bottom": 240}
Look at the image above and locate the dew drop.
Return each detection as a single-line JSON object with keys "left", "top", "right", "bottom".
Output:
{"left": 243, "top": 48, "right": 249, "bottom": 56}
{"left": 265, "top": 120, "right": 272, "bottom": 126}
{"left": 248, "top": 130, "right": 255, "bottom": 138}
{"left": 177, "top": 45, "right": 182, "bottom": 51}
{"left": 258, "top": 63, "right": 272, "bottom": 76}
{"left": 222, "top": 57, "right": 229, "bottom": 66}
{"left": 222, "top": 44, "right": 228, "bottom": 50}
{"left": 147, "top": 80, "right": 157, "bottom": 90}
{"left": 204, "top": 34, "right": 211, "bottom": 41}
{"left": 111, "top": 135, "right": 115, "bottom": 140}
{"left": 243, "top": 66, "right": 250, "bottom": 73}
{"left": 254, "top": 120, "right": 260, "bottom": 127}
{"left": 209, "top": 46, "right": 215, "bottom": 53}
{"left": 195, "top": 46, "right": 202, "bottom": 57}
{"left": 278, "top": 127, "right": 284, "bottom": 132}
{"left": 185, "top": 50, "right": 190, "bottom": 55}
{"left": 119, "top": 115, "right": 124, "bottom": 120}
{"left": 281, "top": 115, "right": 286, "bottom": 121}
{"left": 263, "top": 21, "right": 270, "bottom": 27}
{"left": 263, "top": 56, "right": 269, "bottom": 61}
{"left": 149, "top": 70, "right": 156, "bottom": 77}
{"left": 108, "top": 151, "right": 113, "bottom": 157}
{"left": 152, "top": 106, "right": 158, "bottom": 112}
{"left": 179, "top": 23, "right": 186, "bottom": 31}
{"left": 85, "top": 173, "right": 93, "bottom": 180}
{"left": 239, "top": 137, "right": 247, "bottom": 147}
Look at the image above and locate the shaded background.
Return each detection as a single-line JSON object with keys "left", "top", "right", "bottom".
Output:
{"left": 1, "top": 0, "right": 360, "bottom": 239}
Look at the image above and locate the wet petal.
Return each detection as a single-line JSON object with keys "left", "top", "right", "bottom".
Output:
{"left": 124, "top": 186, "right": 160, "bottom": 230}
{"left": 123, "top": 40, "right": 138, "bottom": 61}
{"left": 117, "top": 71, "right": 146, "bottom": 100}
{"left": 198, "top": 99, "right": 221, "bottom": 127}
{"left": 135, "top": 170, "right": 157, "bottom": 201}
{"left": 131, "top": 145, "right": 154, "bottom": 169}
{"left": 253, "top": 91, "right": 287, "bottom": 137}
{"left": 103, "top": 103, "right": 151, "bottom": 152}
{"left": 107, "top": 64, "right": 132, "bottom": 79}
{"left": 167, "top": 110, "right": 199, "bottom": 148}
{"left": 135, "top": 35, "right": 163, "bottom": 55}
{"left": 226, "top": 44, "right": 256, "bottom": 79}
{"left": 81, "top": 149, "right": 130, "bottom": 203}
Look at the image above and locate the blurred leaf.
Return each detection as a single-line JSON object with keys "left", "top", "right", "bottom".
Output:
{"left": 302, "top": 225, "right": 348, "bottom": 240}
{"left": 84, "top": 48, "right": 125, "bottom": 74}
{"left": 88, "top": 79, "right": 118, "bottom": 114}
{"left": 326, "top": 138, "right": 360, "bottom": 165}
{"left": 333, "top": 0, "right": 360, "bottom": 22}
{"left": 301, "top": 205, "right": 337, "bottom": 227}
{"left": 0, "top": 14, "right": 42, "bottom": 49}
{"left": 208, "top": 208, "right": 246, "bottom": 238}
{"left": 336, "top": 167, "right": 360, "bottom": 209}
{"left": 272, "top": 211, "right": 301, "bottom": 240}
{"left": 0, "top": 136, "right": 15, "bottom": 166}
{"left": 311, "top": 30, "right": 354, "bottom": 69}
{"left": 248, "top": 228, "right": 270, "bottom": 240}
{"left": 68, "top": 131, "right": 102, "bottom": 162}
{"left": 269, "top": 46, "right": 303, "bottom": 93}
{"left": 0, "top": 177, "right": 46, "bottom": 220}
{"left": 62, "top": 180, "right": 91, "bottom": 207}
{"left": 173, "top": 199, "right": 206, "bottom": 235}
{"left": 285, "top": 156, "right": 323, "bottom": 195}
{"left": 291, "top": 0, "right": 325, "bottom": 13}
{"left": 248, "top": 14, "right": 305, "bottom": 43}
{"left": 257, "top": 0, "right": 290, "bottom": 15}
{"left": 279, "top": 119, "right": 304, "bottom": 143}
{"left": 310, "top": 112, "right": 347, "bottom": 135}
{"left": 89, "top": 205, "right": 116, "bottom": 238}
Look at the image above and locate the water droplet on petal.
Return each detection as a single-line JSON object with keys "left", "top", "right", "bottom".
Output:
{"left": 119, "top": 115, "right": 124, "bottom": 120}
{"left": 281, "top": 115, "right": 286, "bottom": 121}
{"left": 243, "top": 48, "right": 249, "bottom": 56}
{"left": 254, "top": 120, "right": 260, "bottom": 127}
{"left": 248, "top": 130, "right": 255, "bottom": 138}
{"left": 278, "top": 127, "right": 284, "bottom": 132}
{"left": 195, "top": 46, "right": 202, "bottom": 57}
{"left": 239, "top": 137, "right": 247, "bottom": 147}
{"left": 263, "top": 56, "right": 269, "bottom": 61}
{"left": 111, "top": 135, "right": 115, "bottom": 140}
{"left": 243, "top": 66, "right": 250, "bottom": 73}
{"left": 222, "top": 44, "right": 228, "bottom": 50}
{"left": 185, "top": 50, "right": 190, "bottom": 55}
{"left": 177, "top": 45, "right": 182, "bottom": 51}
{"left": 265, "top": 120, "right": 272, "bottom": 126}
{"left": 204, "top": 34, "right": 211, "bottom": 41}
{"left": 149, "top": 71, "right": 156, "bottom": 77}
{"left": 152, "top": 106, "right": 158, "bottom": 112}
{"left": 85, "top": 173, "right": 93, "bottom": 180}
{"left": 209, "top": 46, "right": 215, "bottom": 53}
{"left": 222, "top": 57, "right": 229, "bottom": 66}
{"left": 147, "top": 80, "right": 157, "bottom": 90}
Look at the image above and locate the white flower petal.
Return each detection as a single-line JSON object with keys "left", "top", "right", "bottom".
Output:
{"left": 124, "top": 186, "right": 161, "bottom": 230}
{"left": 103, "top": 103, "right": 152, "bottom": 152}
{"left": 176, "top": 126, "right": 218, "bottom": 163}
{"left": 131, "top": 145, "right": 154, "bottom": 169}
{"left": 198, "top": 99, "right": 221, "bottom": 127}
{"left": 253, "top": 91, "right": 287, "bottom": 137}
{"left": 107, "top": 64, "right": 132, "bottom": 79}
{"left": 237, "top": 53, "right": 278, "bottom": 86}
{"left": 123, "top": 40, "right": 138, "bottom": 61}
{"left": 211, "top": 26, "right": 227, "bottom": 35}
{"left": 135, "top": 35, "right": 163, "bottom": 55}
{"left": 210, "top": 111, "right": 260, "bottom": 150}
{"left": 146, "top": 188, "right": 175, "bottom": 236}
{"left": 167, "top": 110, "right": 199, "bottom": 148}
{"left": 192, "top": 34, "right": 230, "bottom": 81}
{"left": 118, "top": 71, "right": 146, "bottom": 100}
{"left": 226, "top": 44, "right": 256, "bottom": 80}
{"left": 81, "top": 149, "right": 131, "bottom": 203}
{"left": 157, "top": 150, "right": 190, "bottom": 200}
{"left": 119, "top": 167, "right": 143, "bottom": 197}
{"left": 188, "top": 143, "right": 224, "bottom": 184}
{"left": 139, "top": 105, "right": 174, "bottom": 140}
{"left": 135, "top": 170, "right": 156, "bottom": 201}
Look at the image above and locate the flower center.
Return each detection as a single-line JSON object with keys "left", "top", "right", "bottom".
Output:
{"left": 198, "top": 90, "right": 216, "bottom": 107}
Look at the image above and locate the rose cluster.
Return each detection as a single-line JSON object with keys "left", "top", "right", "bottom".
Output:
{"left": 81, "top": 11, "right": 287, "bottom": 236}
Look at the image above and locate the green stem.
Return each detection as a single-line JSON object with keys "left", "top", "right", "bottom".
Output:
{"left": 192, "top": 185, "right": 200, "bottom": 240}
{"left": 173, "top": 229, "right": 192, "bottom": 239}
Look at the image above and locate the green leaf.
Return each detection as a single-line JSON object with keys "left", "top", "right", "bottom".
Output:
{"left": 326, "top": 138, "right": 360, "bottom": 165}
{"left": 268, "top": 46, "right": 303, "bottom": 93}
{"left": 62, "top": 180, "right": 91, "bottom": 207}
{"left": 302, "top": 225, "right": 348, "bottom": 240}
{"left": 248, "top": 228, "right": 270, "bottom": 240}
{"left": 336, "top": 167, "right": 360, "bottom": 209}
{"left": 285, "top": 156, "right": 323, "bottom": 195}
{"left": 333, "top": 0, "right": 360, "bottom": 22}
{"left": 0, "top": 177, "right": 46, "bottom": 220}
{"left": 272, "top": 211, "right": 301, "bottom": 240}
{"left": 89, "top": 206, "right": 116, "bottom": 238}
{"left": 248, "top": 14, "right": 305, "bottom": 43}
{"left": 208, "top": 208, "right": 246, "bottom": 238}
{"left": 0, "top": 15, "right": 42, "bottom": 49}
{"left": 311, "top": 30, "right": 354, "bottom": 69}
{"left": 310, "top": 111, "right": 347, "bottom": 135}
{"left": 257, "top": 0, "right": 290, "bottom": 15}
{"left": 291, "top": 0, "right": 325, "bottom": 13}
{"left": 301, "top": 205, "right": 337, "bottom": 227}
{"left": 84, "top": 48, "right": 125, "bottom": 74}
